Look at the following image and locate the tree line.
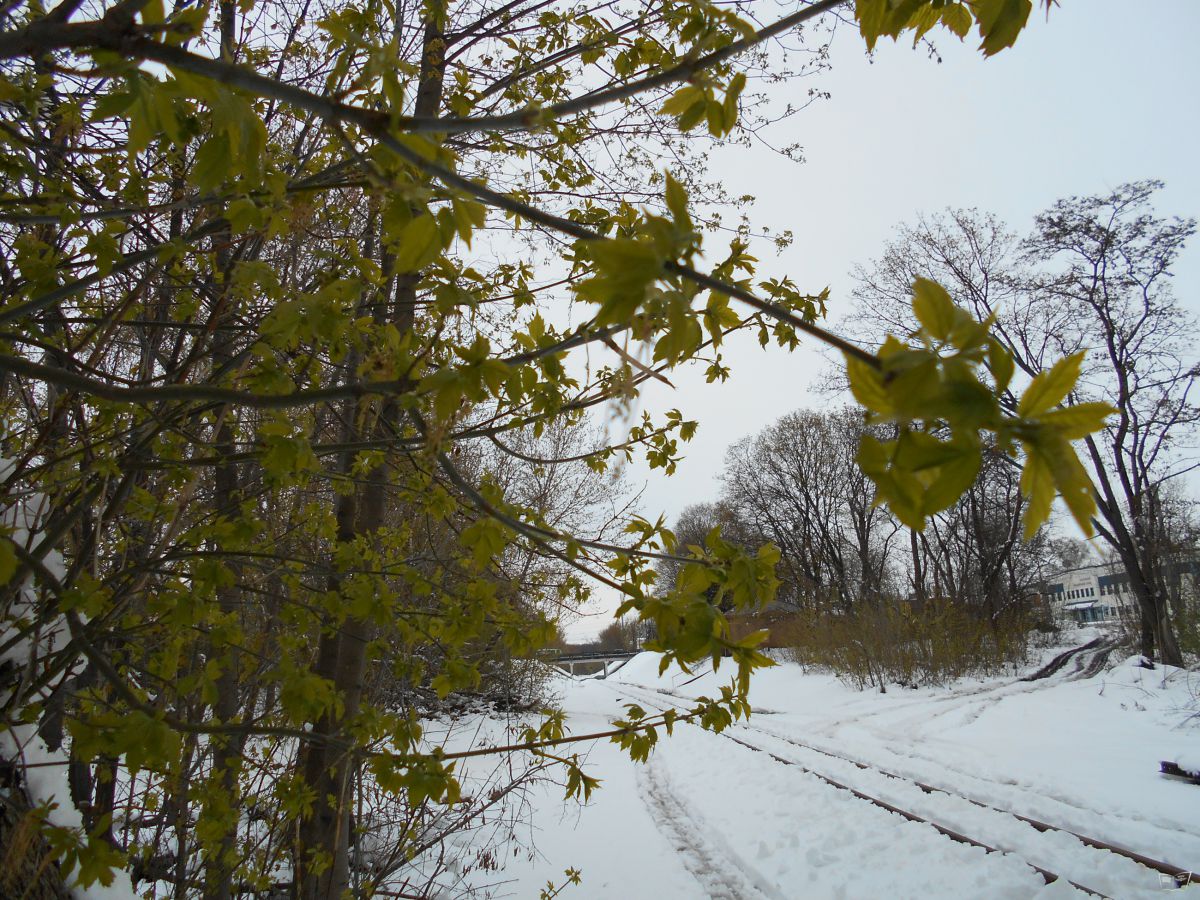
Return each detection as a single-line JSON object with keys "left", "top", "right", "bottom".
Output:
{"left": 666, "top": 181, "right": 1199, "bottom": 684}
{"left": 850, "top": 181, "right": 1198, "bottom": 664}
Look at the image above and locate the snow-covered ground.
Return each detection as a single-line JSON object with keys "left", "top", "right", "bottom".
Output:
{"left": 462, "top": 631, "right": 1200, "bottom": 899}
{"left": 23, "top": 629, "right": 1200, "bottom": 898}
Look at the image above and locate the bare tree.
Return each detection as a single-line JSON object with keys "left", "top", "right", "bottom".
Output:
{"left": 911, "top": 447, "right": 1048, "bottom": 624}
{"left": 656, "top": 501, "right": 755, "bottom": 604}
{"left": 851, "top": 182, "right": 1198, "bottom": 663}
{"left": 720, "top": 407, "right": 901, "bottom": 611}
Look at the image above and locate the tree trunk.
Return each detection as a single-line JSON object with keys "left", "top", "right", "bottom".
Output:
{"left": 1151, "top": 591, "right": 1183, "bottom": 666}
{"left": 294, "top": 18, "right": 445, "bottom": 897}
{"left": 1085, "top": 438, "right": 1184, "bottom": 665}
{"left": 1117, "top": 547, "right": 1183, "bottom": 665}
{"left": 202, "top": 7, "right": 253, "bottom": 894}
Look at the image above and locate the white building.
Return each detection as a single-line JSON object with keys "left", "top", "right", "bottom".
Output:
{"left": 1044, "top": 557, "right": 1200, "bottom": 625}
{"left": 1043, "top": 563, "right": 1129, "bottom": 625}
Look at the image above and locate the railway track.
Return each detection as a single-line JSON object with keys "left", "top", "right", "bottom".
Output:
{"left": 606, "top": 679, "right": 1199, "bottom": 898}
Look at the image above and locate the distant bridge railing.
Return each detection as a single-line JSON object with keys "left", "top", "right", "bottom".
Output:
{"left": 542, "top": 649, "right": 641, "bottom": 677}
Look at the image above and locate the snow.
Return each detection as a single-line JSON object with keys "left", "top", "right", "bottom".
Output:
{"left": 14, "top": 735, "right": 142, "bottom": 900}
{"left": 1175, "top": 752, "right": 1200, "bottom": 776}
{"left": 1, "top": 455, "right": 140, "bottom": 900}
{"left": 443, "top": 636, "right": 1200, "bottom": 898}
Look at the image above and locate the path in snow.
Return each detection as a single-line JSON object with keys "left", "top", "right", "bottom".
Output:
{"left": 455, "top": 639, "right": 1199, "bottom": 898}
{"left": 636, "top": 758, "right": 785, "bottom": 900}
{"left": 596, "top": 639, "right": 1200, "bottom": 898}
{"left": 609, "top": 680, "right": 1163, "bottom": 897}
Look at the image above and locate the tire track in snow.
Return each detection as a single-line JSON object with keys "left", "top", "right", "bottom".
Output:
{"left": 607, "top": 682, "right": 1194, "bottom": 896}
{"left": 811, "top": 693, "right": 1200, "bottom": 848}
{"left": 832, "top": 640, "right": 1116, "bottom": 738}
{"left": 620, "top": 642, "right": 1198, "bottom": 848}
{"left": 802, "top": 717, "right": 1200, "bottom": 844}
{"left": 1021, "top": 638, "right": 1107, "bottom": 682}
{"left": 737, "top": 639, "right": 1114, "bottom": 741}
{"left": 880, "top": 641, "right": 1118, "bottom": 735}
{"left": 636, "top": 757, "right": 786, "bottom": 900}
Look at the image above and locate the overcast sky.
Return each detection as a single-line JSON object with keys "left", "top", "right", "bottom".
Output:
{"left": 567, "top": 0, "right": 1200, "bottom": 639}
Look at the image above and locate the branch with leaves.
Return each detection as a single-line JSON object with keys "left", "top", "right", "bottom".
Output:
{"left": 0, "top": 0, "right": 1100, "bottom": 894}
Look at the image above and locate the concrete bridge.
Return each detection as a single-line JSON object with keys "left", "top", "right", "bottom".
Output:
{"left": 547, "top": 649, "right": 640, "bottom": 678}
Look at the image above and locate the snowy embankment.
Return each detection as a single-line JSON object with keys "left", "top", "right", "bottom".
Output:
{"left": 471, "top": 635, "right": 1200, "bottom": 899}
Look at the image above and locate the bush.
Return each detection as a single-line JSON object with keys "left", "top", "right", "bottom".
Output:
{"left": 782, "top": 597, "right": 1037, "bottom": 689}
{"left": 1173, "top": 600, "right": 1200, "bottom": 659}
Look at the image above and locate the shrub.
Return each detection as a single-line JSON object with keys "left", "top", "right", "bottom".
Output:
{"left": 783, "top": 597, "right": 1036, "bottom": 689}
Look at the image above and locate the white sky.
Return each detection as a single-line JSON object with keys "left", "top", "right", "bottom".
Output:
{"left": 566, "top": 0, "right": 1200, "bottom": 640}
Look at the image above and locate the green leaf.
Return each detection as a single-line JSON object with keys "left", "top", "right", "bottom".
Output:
{"left": 941, "top": 3, "right": 973, "bottom": 38}
{"left": 855, "top": 0, "right": 925, "bottom": 49}
{"left": 126, "top": 80, "right": 157, "bottom": 155}
{"left": 71, "top": 834, "right": 126, "bottom": 889}
{"left": 653, "top": 307, "right": 702, "bottom": 363}
{"left": 1038, "top": 401, "right": 1115, "bottom": 440}
{"left": 859, "top": 449, "right": 927, "bottom": 531}
{"left": 973, "top": 0, "right": 1033, "bottom": 56}
{"left": 84, "top": 230, "right": 120, "bottom": 278}
{"left": 722, "top": 72, "right": 746, "bottom": 128}
{"left": 660, "top": 85, "right": 704, "bottom": 118}
{"left": 588, "top": 237, "right": 661, "bottom": 278}
{"left": 277, "top": 663, "right": 338, "bottom": 724}
{"left": 844, "top": 355, "right": 891, "bottom": 414}
{"left": 704, "top": 99, "right": 727, "bottom": 137}
{"left": 703, "top": 293, "right": 740, "bottom": 343}
{"left": 394, "top": 214, "right": 443, "bottom": 271}
{"left": 1041, "top": 437, "right": 1097, "bottom": 536}
{"left": 575, "top": 238, "right": 664, "bottom": 325}
{"left": 987, "top": 338, "right": 1014, "bottom": 393}
{"left": 1018, "top": 350, "right": 1084, "bottom": 416}
{"left": 92, "top": 83, "right": 138, "bottom": 122}
{"left": 460, "top": 518, "right": 510, "bottom": 568}
{"left": 1019, "top": 450, "right": 1054, "bottom": 539}
{"left": 664, "top": 172, "right": 690, "bottom": 229}
{"left": 191, "top": 133, "right": 231, "bottom": 192}
{"left": 422, "top": 368, "right": 465, "bottom": 421}
{"left": 911, "top": 277, "right": 957, "bottom": 342}
{"left": 225, "top": 198, "right": 265, "bottom": 233}
{"left": 142, "top": 0, "right": 166, "bottom": 25}
{"left": 920, "top": 441, "right": 982, "bottom": 515}
{"left": 856, "top": 433, "right": 890, "bottom": 477}
{"left": 892, "top": 430, "right": 964, "bottom": 472}
{"left": 855, "top": 0, "right": 1032, "bottom": 56}
{"left": 451, "top": 197, "right": 486, "bottom": 247}
{"left": 677, "top": 98, "right": 707, "bottom": 132}
{"left": 855, "top": 0, "right": 893, "bottom": 49}
{"left": 0, "top": 76, "right": 20, "bottom": 102}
